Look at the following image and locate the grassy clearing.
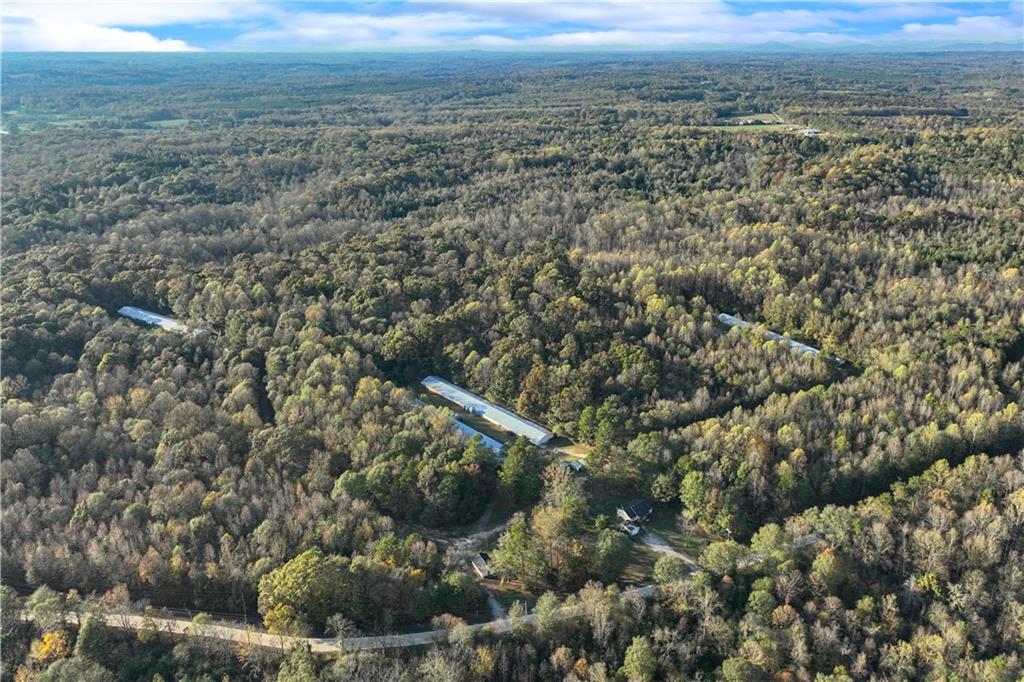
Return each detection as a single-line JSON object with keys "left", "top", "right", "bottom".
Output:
{"left": 147, "top": 118, "right": 192, "bottom": 128}
{"left": 15, "top": 115, "right": 109, "bottom": 130}
{"left": 647, "top": 509, "right": 709, "bottom": 557}
{"left": 692, "top": 123, "right": 788, "bottom": 132}
{"left": 487, "top": 581, "right": 538, "bottom": 610}
{"left": 619, "top": 543, "right": 661, "bottom": 585}
{"left": 48, "top": 117, "right": 98, "bottom": 128}
{"left": 722, "top": 113, "right": 782, "bottom": 123}
{"left": 554, "top": 441, "right": 592, "bottom": 460}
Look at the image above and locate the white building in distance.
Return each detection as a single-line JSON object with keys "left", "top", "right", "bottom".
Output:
{"left": 422, "top": 375, "right": 554, "bottom": 446}
{"left": 118, "top": 306, "right": 194, "bottom": 333}
{"left": 717, "top": 313, "right": 822, "bottom": 357}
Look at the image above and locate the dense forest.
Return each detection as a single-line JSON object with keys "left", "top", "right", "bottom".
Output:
{"left": 2, "top": 52, "right": 1022, "bottom": 681}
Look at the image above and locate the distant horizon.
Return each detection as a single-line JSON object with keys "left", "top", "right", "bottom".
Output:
{"left": 3, "top": 1, "right": 1021, "bottom": 53}
{"left": 3, "top": 44, "right": 1021, "bottom": 57}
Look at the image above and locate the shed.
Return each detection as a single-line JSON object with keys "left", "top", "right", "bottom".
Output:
{"left": 716, "top": 313, "right": 822, "bottom": 357}
{"left": 559, "top": 459, "right": 586, "bottom": 474}
{"left": 471, "top": 553, "right": 493, "bottom": 579}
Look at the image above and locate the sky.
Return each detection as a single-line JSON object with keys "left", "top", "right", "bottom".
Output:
{"left": 2, "top": 1, "right": 1022, "bottom": 52}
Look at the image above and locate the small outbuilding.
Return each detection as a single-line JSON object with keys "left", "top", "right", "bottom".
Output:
{"left": 118, "top": 306, "right": 204, "bottom": 335}
{"left": 471, "top": 552, "right": 494, "bottom": 579}
{"left": 559, "top": 459, "right": 586, "bottom": 474}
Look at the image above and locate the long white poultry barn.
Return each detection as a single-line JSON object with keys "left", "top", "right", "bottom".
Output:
{"left": 452, "top": 421, "right": 506, "bottom": 457}
{"left": 422, "top": 375, "right": 554, "bottom": 446}
{"left": 717, "top": 313, "right": 822, "bottom": 356}
{"left": 118, "top": 306, "right": 191, "bottom": 332}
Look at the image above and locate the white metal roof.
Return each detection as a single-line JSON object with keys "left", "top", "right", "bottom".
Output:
{"left": 717, "top": 313, "right": 821, "bottom": 356}
{"left": 118, "top": 306, "right": 189, "bottom": 332}
{"left": 453, "top": 420, "right": 505, "bottom": 457}
{"left": 422, "top": 376, "right": 554, "bottom": 445}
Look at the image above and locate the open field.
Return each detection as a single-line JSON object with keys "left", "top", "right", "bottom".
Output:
{"left": 146, "top": 118, "right": 193, "bottom": 128}
{"left": 619, "top": 543, "right": 662, "bottom": 585}
{"left": 691, "top": 123, "right": 788, "bottom": 132}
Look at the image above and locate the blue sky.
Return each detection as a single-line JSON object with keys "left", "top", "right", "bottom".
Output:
{"left": 3, "top": 1, "right": 1021, "bottom": 51}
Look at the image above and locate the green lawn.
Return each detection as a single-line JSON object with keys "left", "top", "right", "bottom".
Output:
{"left": 488, "top": 581, "right": 539, "bottom": 611}
{"left": 646, "top": 509, "right": 709, "bottom": 557}
{"left": 722, "top": 113, "right": 782, "bottom": 123}
{"left": 25, "top": 116, "right": 108, "bottom": 129}
{"left": 554, "top": 441, "right": 592, "bottom": 460}
{"left": 619, "top": 543, "right": 661, "bottom": 585}
{"left": 692, "top": 123, "right": 788, "bottom": 132}
{"left": 146, "top": 118, "right": 193, "bottom": 128}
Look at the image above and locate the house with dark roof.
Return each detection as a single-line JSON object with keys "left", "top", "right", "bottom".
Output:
{"left": 617, "top": 499, "right": 653, "bottom": 524}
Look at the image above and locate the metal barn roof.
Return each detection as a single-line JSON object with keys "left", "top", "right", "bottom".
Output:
{"left": 717, "top": 313, "right": 821, "bottom": 357}
{"left": 118, "top": 306, "right": 189, "bottom": 332}
{"left": 453, "top": 420, "right": 506, "bottom": 456}
{"left": 422, "top": 376, "right": 554, "bottom": 445}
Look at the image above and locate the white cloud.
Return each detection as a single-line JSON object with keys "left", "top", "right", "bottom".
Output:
{"left": 228, "top": 2, "right": 862, "bottom": 50}
{"left": 3, "top": 15, "right": 200, "bottom": 51}
{"left": 889, "top": 15, "right": 1022, "bottom": 42}
{"left": 1, "top": 0, "right": 1020, "bottom": 51}
{"left": 420, "top": 1, "right": 949, "bottom": 32}
{"left": 0, "top": 1, "right": 237, "bottom": 51}
{"left": 234, "top": 10, "right": 508, "bottom": 48}
{"left": 509, "top": 27, "right": 858, "bottom": 48}
{"left": 4, "top": 1, "right": 269, "bottom": 27}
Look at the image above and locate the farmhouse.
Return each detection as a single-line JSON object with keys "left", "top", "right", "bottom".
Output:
{"left": 617, "top": 500, "right": 653, "bottom": 524}
{"left": 421, "top": 376, "right": 554, "bottom": 446}
{"left": 118, "top": 306, "right": 193, "bottom": 333}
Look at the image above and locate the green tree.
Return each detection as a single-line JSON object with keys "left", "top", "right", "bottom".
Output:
{"left": 26, "top": 586, "right": 64, "bottom": 631}
{"left": 38, "top": 657, "right": 115, "bottom": 682}
{"left": 700, "top": 540, "right": 749, "bottom": 575}
{"left": 490, "top": 515, "right": 545, "bottom": 588}
{"left": 621, "top": 635, "right": 657, "bottom": 682}
{"left": 258, "top": 549, "right": 350, "bottom": 632}
{"left": 277, "top": 644, "right": 318, "bottom": 682}
{"left": 498, "top": 438, "right": 545, "bottom": 505}
{"left": 721, "top": 657, "right": 764, "bottom": 682}
{"left": 652, "top": 554, "right": 688, "bottom": 584}
{"left": 578, "top": 406, "right": 598, "bottom": 441}
{"left": 593, "top": 529, "right": 632, "bottom": 583}
{"left": 73, "top": 615, "right": 109, "bottom": 665}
